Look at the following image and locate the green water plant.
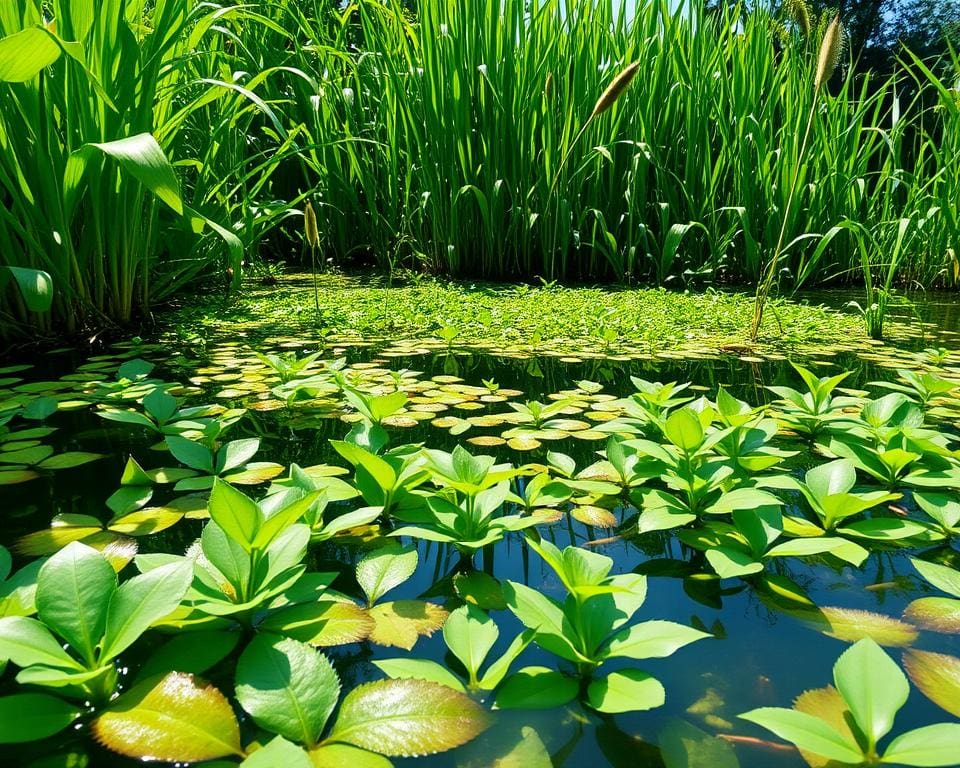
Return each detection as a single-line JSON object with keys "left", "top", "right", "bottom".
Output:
{"left": 740, "top": 638, "right": 960, "bottom": 766}
{"left": 165, "top": 435, "right": 284, "bottom": 490}
{"left": 149, "top": 479, "right": 322, "bottom": 624}
{"left": 331, "top": 441, "right": 430, "bottom": 517}
{"left": 768, "top": 363, "right": 860, "bottom": 438}
{"left": 375, "top": 603, "right": 532, "bottom": 693}
{"left": 501, "top": 538, "right": 709, "bottom": 713}
{"left": 0, "top": 541, "right": 193, "bottom": 716}
{"left": 763, "top": 459, "right": 909, "bottom": 539}
{"left": 98, "top": 385, "right": 239, "bottom": 437}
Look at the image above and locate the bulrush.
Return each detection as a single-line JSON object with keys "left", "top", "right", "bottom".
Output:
{"left": 304, "top": 200, "right": 320, "bottom": 250}
{"left": 814, "top": 15, "right": 844, "bottom": 91}
{"left": 784, "top": 0, "right": 811, "bottom": 38}
{"left": 589, "top": 61, "right": 640, "bottom": 119}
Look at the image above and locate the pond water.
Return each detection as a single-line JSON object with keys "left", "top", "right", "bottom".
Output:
{"left": 2, "top": 318, "right": 959, "bottom": 768}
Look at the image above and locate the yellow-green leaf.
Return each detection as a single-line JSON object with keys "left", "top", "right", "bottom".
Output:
{"left": 92, "top": 673, "right": 243, "bottom": 762}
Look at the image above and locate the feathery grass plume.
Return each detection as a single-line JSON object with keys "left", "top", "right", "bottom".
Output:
{"left": 815, "top": 15, "right": 844, "bottom": 90}
{"left": 784, "top": 0, "right": 812, "bottom": 38}
{"left": 590, "top": 61, "right": 640, "bottom": 119}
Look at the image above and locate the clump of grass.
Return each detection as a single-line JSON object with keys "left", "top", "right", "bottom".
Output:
{"left": 751, "top": 15, "right": 844, "bottom": 340}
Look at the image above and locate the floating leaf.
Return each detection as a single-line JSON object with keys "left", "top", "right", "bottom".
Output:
{"left": 93, "top": 673, "right": 242, "bottom": 761}
{"left": 571, "top": 505, "right": 617, "bottom": 528}
{"left": 325, "top": 678, "right": 490, "bottom": 756}
{"left": 494, "top": 667, "right": 579, "bottom": 710}
{"left": 903, "top": 649, "right": 960, "bottom": 719}
{"left": 587, "top": 669, "right": 666, "bottom": 713}
{"left": 368, "top": 601, "right": 447, "bottom": 650}
{"left": 903, "top": 597, "right": 960, "bottom": 634}
{"left": 805, "top": 607, "right": 918, "bottom": 647}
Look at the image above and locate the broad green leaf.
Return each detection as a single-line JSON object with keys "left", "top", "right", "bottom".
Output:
{"left": 0, "top": 616, "right": 82, "bottom": 670}
{"left": 0, "top": 693, "right": 81, "bottom": 743}
{"left": 882, "top": 724, "right": 960, "bottom": 766}
{"left": 100, "top": 561, "right": 194, "bottom": 660}
{"left": 910, "top": 558, "right": 960, "bottom": 598}
{"left": 83, "top": 134, "right": 183, "bottom": 215}
{"left": 166, "top": 435, "right": 214, "bottom": 473}
{"left": 443, "top": 604, "right": 498, "bottom": 682}
{"left": 659, "top": 718, "right": 740, "bottom": 768}
{"left": 903, "top": 650, "right": 960, "bottom": 719}
{"left": 208, "top": 478, "right": 260, "bottom": 551}
{"left": 453, "top": 571, "right": 507, "bottom": 611}
{"left": 806, "top": 460, "right": 856, "bottom": 498}
{"left": 502, "top": 580, "right": 582, "bottom": 662}
{"left": 92, "top": 672, "right": 243, "bottom": 761}
{"left": 0, "top": 28, "right": 60, "bottom": 82}
{"left": 38, "top": 452, "right": 104, "bottom": 470}
{"left": 36, "top": 542, "right": 117, "bottom": 664}
{"left": 217, "top": 438, "right": 260, "bottom": 474}
{"left": 373, "top": 658, "right": 466, "bottom": 692}
{"left": 664, "top": 409, "right": 703, "bottom": 451}
{"left": 242, "top": 736, "right": 312, "bottom": 768}
{"left": 309, "top": 744, "right": 393, "bottom": 768}
{"left": 236, "top": 636, "right": 340, "bottom": 748}
{"left": 833, "top": 638, "right": 909, "bottom": 746}
{"left": 3, "top": 267, "right": 54, "bottom": 312}
{"left": 587, "top": 668, "right": 665, "bottom": 713}
{"left": 493, "top": 667, "right": 579, "bottom": 710}
{"left": 325, "top": 678, "right": 491, "bottom": 756}
{"left": 0, "top": 546, "right": 9, "bottom": 583}
{"left": 602, "top": 620, "right": 709, "bottom": 660}
{"left": 356, "top": 544, "right": 418, "bottom": 605}
{"left": 738, "top": 708, "right": 864, "bottom": 763}
{"left": 705, "top": 548, "right": 764, "bottom": 579}
{"left": 485, "top": 726, "right": 552, "bottom": 768}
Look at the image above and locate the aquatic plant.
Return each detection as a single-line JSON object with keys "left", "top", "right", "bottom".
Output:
{"left": 502, "top": 538, "right": 708, "bottom": 713}
{"left": 740, "top": 638, "right": 960, "bottom": 766}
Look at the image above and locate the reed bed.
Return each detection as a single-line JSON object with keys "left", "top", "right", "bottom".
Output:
{"left": 1, "top": 0, "right": 958, "bottom": 334}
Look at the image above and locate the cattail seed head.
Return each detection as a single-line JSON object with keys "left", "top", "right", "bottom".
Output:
{"left": 304, "top": 200, "right": 319, "bottom": 249}
{"left": 815, "top": 15, "right": 844, "bottom": 91}
{"left": 590, "top": 61, "right": 640, "bottom": 119}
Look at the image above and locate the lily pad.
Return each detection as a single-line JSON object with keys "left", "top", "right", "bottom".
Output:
{"left": 368, "top": 601, "right": 448, "bottom": 650}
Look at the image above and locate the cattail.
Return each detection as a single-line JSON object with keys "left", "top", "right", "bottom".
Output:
{"left": 304, "top": 200, "right": 319, "bottom": 249}
{"left": 544, "top": 72, "right": 554, "bottom": 100}
{"left": 814, "top": 15, "right": 844, "bottom": 91}
{"left": 590, "top": 61, "right": 640, "bottom": 119}
{"left": 784, "top": 0, "right": 811, "bottom": 38}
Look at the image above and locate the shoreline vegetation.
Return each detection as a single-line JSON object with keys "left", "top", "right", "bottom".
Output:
{"left": 1, "top": 0, "right": 958, "bottom": 339}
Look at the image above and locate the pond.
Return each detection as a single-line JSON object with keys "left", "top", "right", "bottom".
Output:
{"left": 2, "top": 322, "right": 959, "bottom": 768}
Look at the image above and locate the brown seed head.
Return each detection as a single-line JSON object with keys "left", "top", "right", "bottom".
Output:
{"left": 815, "top": 15, "right": 844, "bottom": 91}
{"left": 304, "top": 200, "right": 319, "bottom": 249}
{"left": 544, "top": 72, "right": 554, "bottom": 100}
{"left": 590, "top": 61, "right": 640, "bottom": 119}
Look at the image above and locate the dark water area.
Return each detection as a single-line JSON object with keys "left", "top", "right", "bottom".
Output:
{"left": 2, "top": 303, "right": 960, "bottom": 768}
